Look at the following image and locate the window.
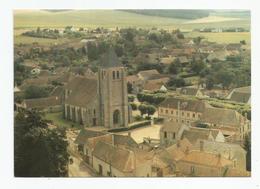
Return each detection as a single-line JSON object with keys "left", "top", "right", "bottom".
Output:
{"left": 164, "top": 132, "right": 167, "bottom": 139}
{"left": 171, "top": 110, "right": 173, "bottom": 114}
{"left": 93, "top": 109, "right": 96, "bottom": 116}
{"left": 176, "top": 119, "right": 178, "bottom": 122}
{"left": 173, "top": 132, "right": 176, "bottom": 139}
{"left": 166, "top": 109, "right": 168, "bottom": 114}
{"left": 113, "top": 71, "right": 115, "bottom": 79}
{"left": 182, "top": 112, "right": 184, "bottom": 117}
{"left": 182, "top": 120, "right": 184, "bottom": 123}
{"left": 193, "top": 113, "right": 195, "bottom": 118}
{"left": 117, "top": 71, "right": 120, "bottom": 79}
{"left": 160, "top": 108, "right": 163, "bottom": 113}
{"left": 176, "top": 111, "right": 178, "bottom": 116}
{"left": 187, "top": 113, "right": 190, "bottom": 117}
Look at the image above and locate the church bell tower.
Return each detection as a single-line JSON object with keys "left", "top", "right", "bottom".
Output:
{"left": 97, "top": 48, "right": 129, "bottom": 128}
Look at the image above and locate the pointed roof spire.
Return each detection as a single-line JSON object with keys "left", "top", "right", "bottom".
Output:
{"left": 100, "top": 48, "right": 122, "bottom": 68}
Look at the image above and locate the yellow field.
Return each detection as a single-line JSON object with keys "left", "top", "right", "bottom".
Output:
{"left": 185, "top": 32, "right": 251, "bottom": 44}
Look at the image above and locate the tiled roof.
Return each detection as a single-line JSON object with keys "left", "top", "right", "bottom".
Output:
{"left": 23, "top": 96, "right": 62, "bottom": 109}
{"left": 193, "top": 139, "right": 246, "bottom": 160}
{"left": 65, "top": 76, "right": 98, "bottom": 107}
{"left": 137, "top": 69, "right": 160, "bottom": 80}
{"left": 159, "top": 97, "right": 210, "bottom": 113}
{"left": 181, "top": 150, "right": 233, "bottom": 168}
{"left": 92, "top": 141, "right": 135, "bottom": 172}
{"left": 181, "top": 127, "right": 219, "bottom": 144}
{"left": 201, "top": 107, "right": 242, "bottom": 127}
{"left": 180, "top": 87, "right": 200, "bottom": 96}
{"left": 99, "top": 48, "right": 123, "bottom": 68}
{"left": 74, "top": 129, "right": 107, "bottom": 145}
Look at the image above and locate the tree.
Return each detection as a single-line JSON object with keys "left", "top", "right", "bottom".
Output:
{"left": 14, "top": 109, "right": 69, "bottom": 177}
{"left": 24, "top": 85, "right": 49, "bottom": 99}
{"left": 191, "top": 61, "right": 206, "bottom": 75}
{"left": 167, "top": 76, "right": 185, "bottom": 88}
{"left": 205, "top": 75, "right": 214, "bottom": 90}
{"left": 138, "top": 104, "right": 147, "bottom": 116}
{"left": 146, "top": 105, "right": 156, "bottom": 117}
{"left": 127, "top": 82, "right": 133, "bottom": 94}
{"left": 168, "top": 62, "right": 179, "bottom": 74}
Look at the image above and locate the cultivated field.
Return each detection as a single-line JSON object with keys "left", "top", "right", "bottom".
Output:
{"left": 185, "top": 32, "right": 251, "bottom": 44}
{"left": 14, "top": 10, "right": 250, "bottom": 31}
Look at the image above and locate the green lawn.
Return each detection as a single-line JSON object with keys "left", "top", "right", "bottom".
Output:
{"left": 44, "top": 112, "right": 81, "bottom": 129}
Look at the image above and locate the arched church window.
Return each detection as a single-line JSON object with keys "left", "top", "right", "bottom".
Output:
{"left": 117, "top": 71, "right": 120, "bottom": 79}
{"left": 113, "top": 110, "right": 120, "bottom": 124}
{"left": 113, "top": 71, "right": 115, "bottom": 79}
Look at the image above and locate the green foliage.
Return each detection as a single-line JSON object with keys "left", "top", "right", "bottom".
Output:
{"left": 130, "top": 102, "right": 138, "bottom": 110}
{"left": 138, "top": 103, "right": 156, "bottom": 117}
{"left": 127, "top": 82, "right": 133, "bottom": 94}
{"left": 14, "top": 109, "right": 69, "bottom": 177}
{"left": 136, "top": 62, "right": 164, "bottom": 73}
{"left": 167, "top": 76, "right": 186, "bottom": 88}
{"left": 128, "top": 95, "right": 135, "bottom": 102}
{"left": 24, "top": 85, "right": 49, "bottom": 99}
{"left": 137, "top": 92, "right": 166, "bottom": 105}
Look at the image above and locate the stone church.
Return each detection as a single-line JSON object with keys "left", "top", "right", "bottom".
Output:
{"left": 64, "top": 49, "right": 131, "bottom": 128}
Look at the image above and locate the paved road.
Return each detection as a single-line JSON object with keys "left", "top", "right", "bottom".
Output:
{"left": 68, "top": 153, "right": 95, "bottom": 177}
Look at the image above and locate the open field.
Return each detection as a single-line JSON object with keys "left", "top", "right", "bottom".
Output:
{"left": 185, "top": 16, "right": 241, "bottom": 24}
{"left": 14, "top": 10, "right": 250, "bottom": 30}
{"left": 44, "top": 112, "right": 81, "bottom": 128}
{"left": 14, "top": 35, "right": 72, "bottom": 45}
{"left": 185, "top": 32, "right": 250, "bottom": 44}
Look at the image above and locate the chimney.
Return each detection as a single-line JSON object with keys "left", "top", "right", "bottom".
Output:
{"left": 199, "top": 140, "right": 204, "bottom": 152}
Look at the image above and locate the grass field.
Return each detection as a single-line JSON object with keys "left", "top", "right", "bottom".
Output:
{"left": 185, "top": 32, "right": 251, "bottom": 44}
{"left": 44, "top": 112, "right": 81, "bottom": 128}
{"left": 14, "top": 35, "right": 73, "bottom": 45}
{"left": 14, "top": 10, "right": 250, "bottom": 30}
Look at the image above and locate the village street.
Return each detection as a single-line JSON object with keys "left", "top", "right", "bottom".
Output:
{"left": 67, "top": 129, "right": 97, "bottom": 177}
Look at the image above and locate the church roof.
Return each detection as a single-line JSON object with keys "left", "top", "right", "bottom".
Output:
{"left": 100, "top": 48, "right": 123, "bottom": 68}
{"left": 65, "top": 76, "right": 98, "bottom": 107}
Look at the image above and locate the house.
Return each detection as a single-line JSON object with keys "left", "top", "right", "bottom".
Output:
{"left": 92, "top": 141, "right": 153, "bottom": 177}
{"left": 226, "top": 86, "right": 251, "bottom": 104}
{"left": 200, "top": 107, "right": 250, "bottom": 141}
{"left": 143, "top": 80, "right": 168, "bottom": 92}
{"left": 158, "top": 97, "right": 211, "bottom": 125}
{"left": 126, "top": 75, "right": 142, "bottom": 94}
{"left": 64, "top": 49, "right": 131, "bottom": 128}
{"left": 179, "top": 87, "right": 203, "bottom": 97}
{"left": 177, "top": 150, "right": 233, "bottom": 176}
{"left": 137, "top": 69, "right": 160, "bottom": 81}
{"left": 177, "top": 56, "right": 189, "bottom": 65}
{"left": 193, "top": 140, "right": 247, "bottom": 171}
{"left": 160, "top": 120, "right": 184, "bottom": 146}
{"left": 160, "top": 56, "right": 176, "bottom": 65}
{"left": 207, "top": 50, "right": 229, "bottom": 62}
{"left": 180, "top": 126, "right": 225, "bottom": 144}
{"left": 75, "top": 132, "right": 138, "bottom": 165}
